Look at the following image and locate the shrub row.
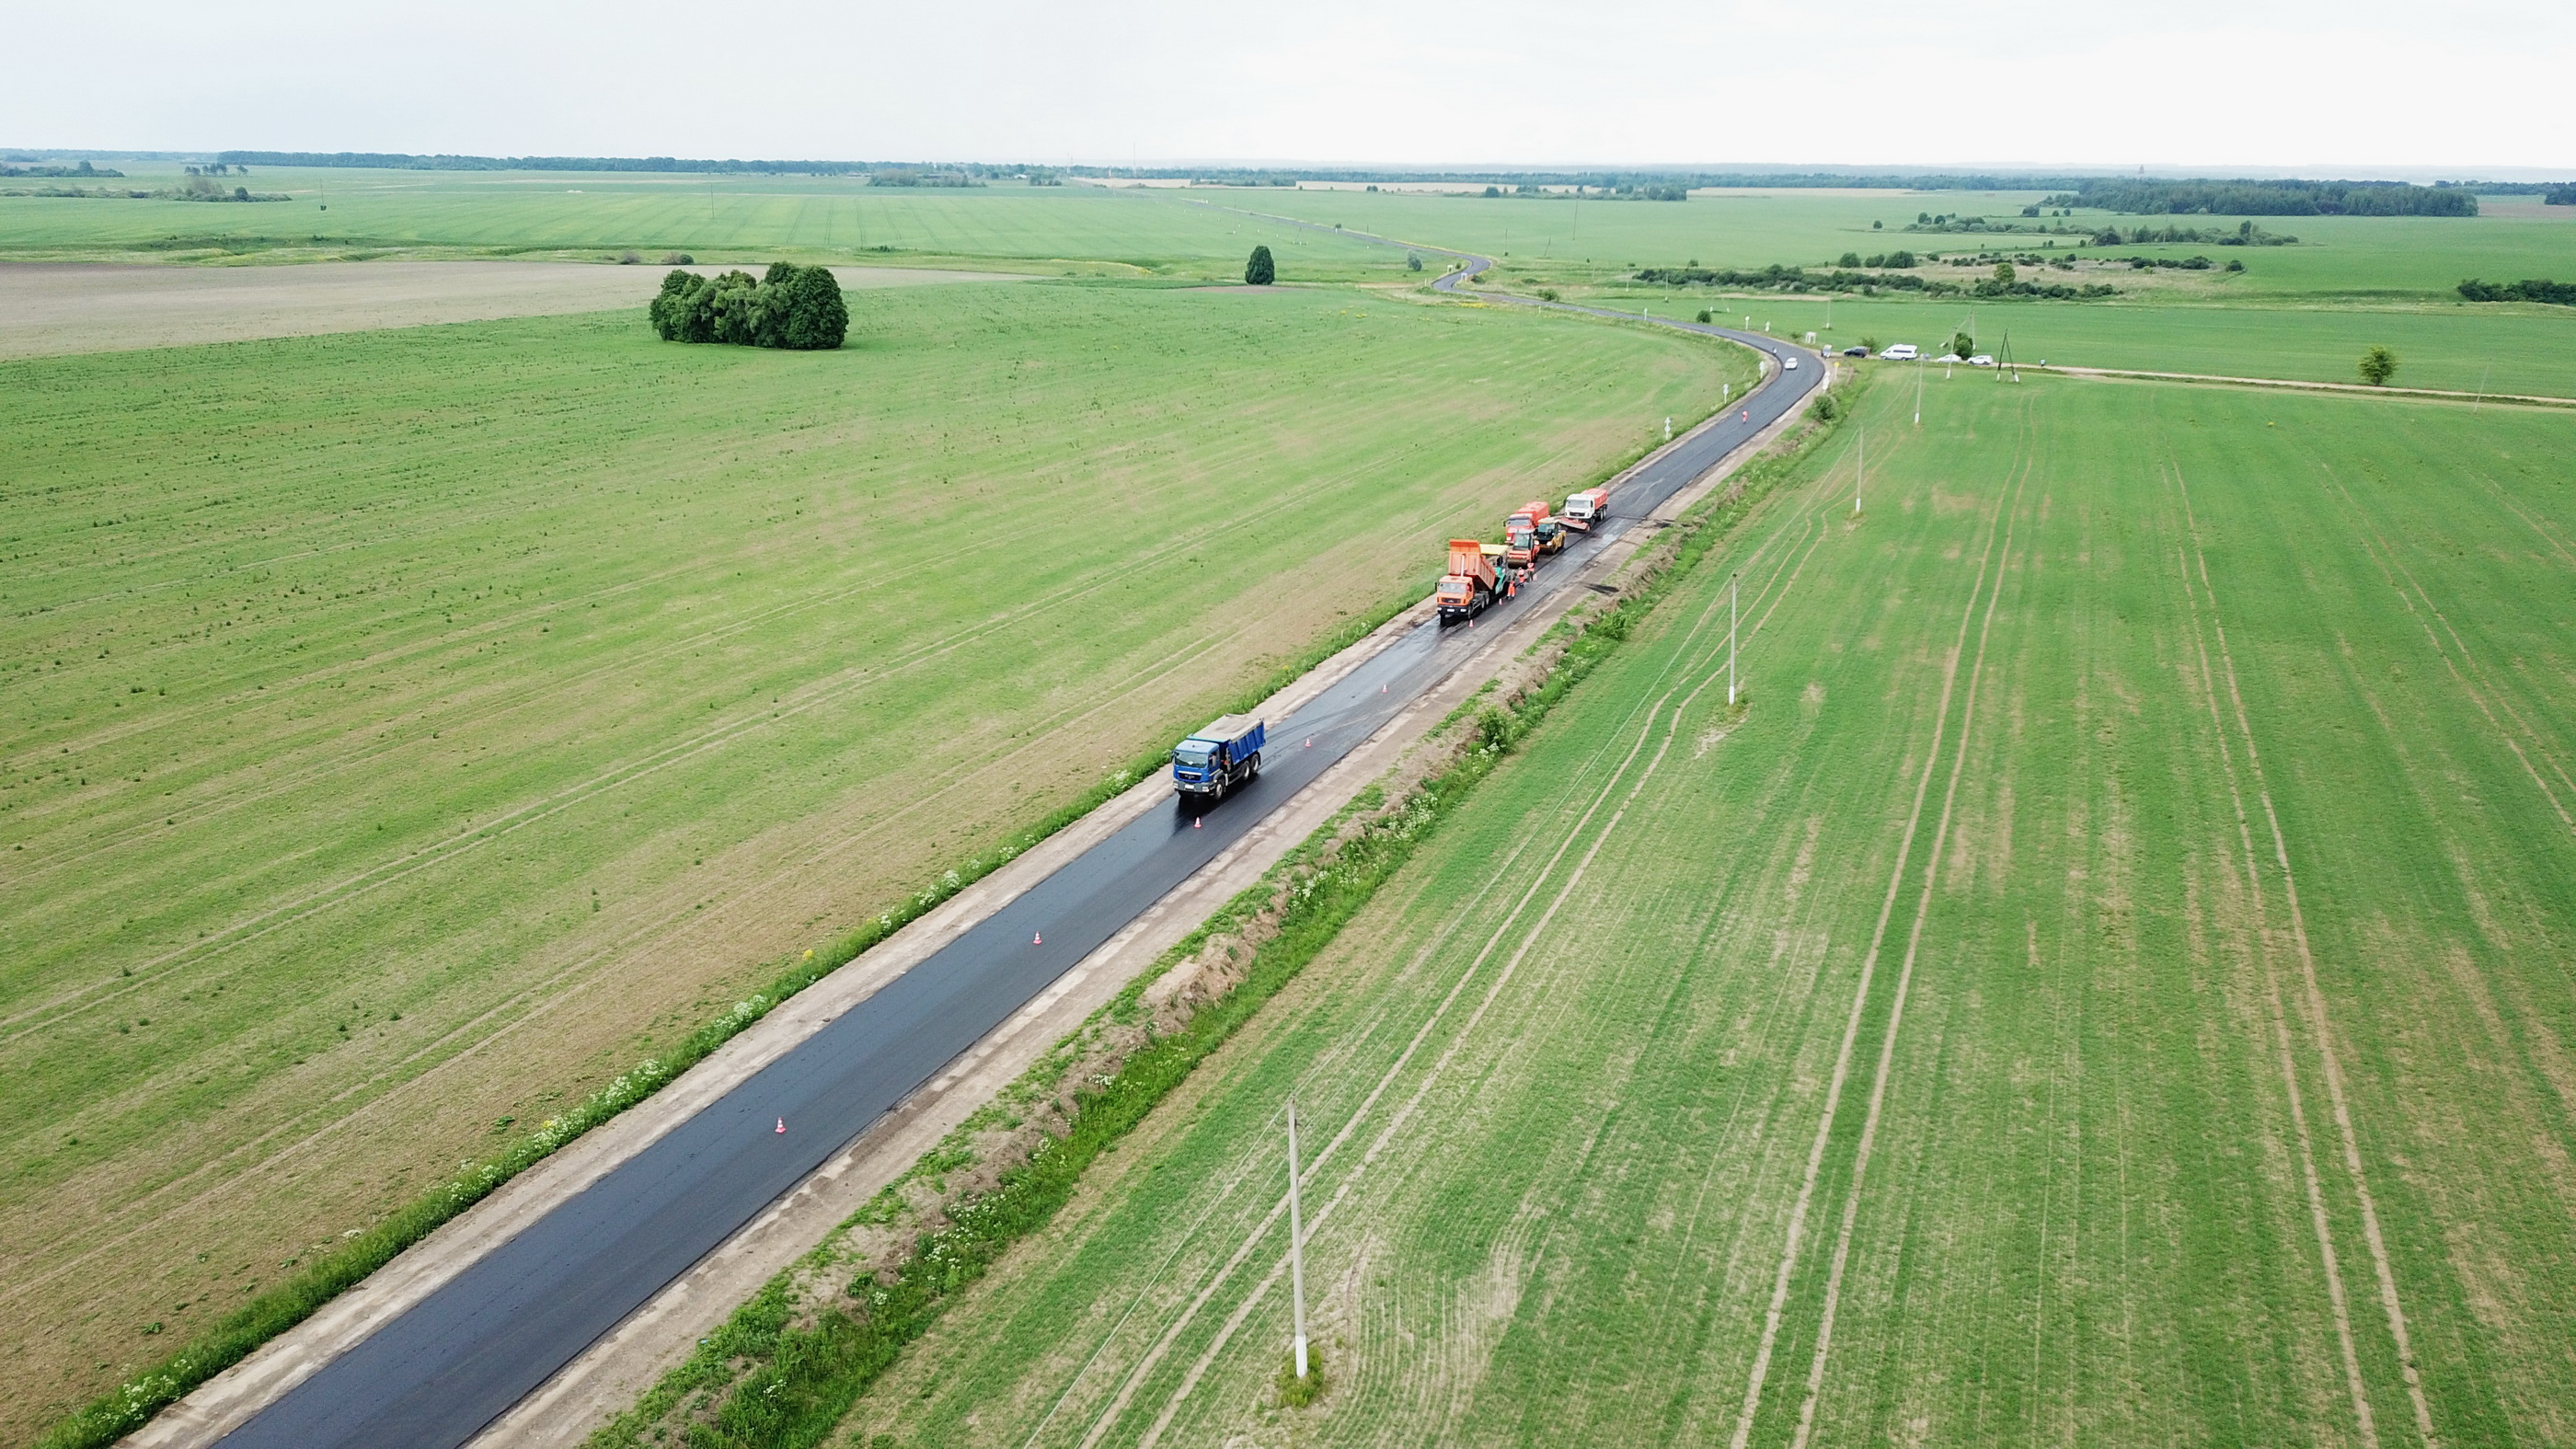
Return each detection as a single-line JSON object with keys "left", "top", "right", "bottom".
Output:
{"left": 2457, "top": 277, "right": 2576, "bottom": 306}
{"left": 650, "top": 264, "right": 849, "bottom": 350}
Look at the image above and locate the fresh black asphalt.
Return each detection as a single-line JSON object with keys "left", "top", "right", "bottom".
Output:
{"left": 213, "top": 269, "right": 1819, "bottom": 1449}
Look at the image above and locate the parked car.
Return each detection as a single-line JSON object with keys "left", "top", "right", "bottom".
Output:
{"left": 1842, "top": 346, "right": 1869, "bottom": 357}
{"left": 1880, "top": 343, "right": 1920, "bottom": 361}
{"left": 1967, "top": 354, "right": 1996, "bottom": 367}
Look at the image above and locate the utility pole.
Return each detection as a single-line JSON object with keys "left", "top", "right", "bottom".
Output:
{"left": 1287, "top": 1099, "right": 1310, "bottom": 1381}
{"left": 1728, "top": 574, "right": 1739, "bottom": 707}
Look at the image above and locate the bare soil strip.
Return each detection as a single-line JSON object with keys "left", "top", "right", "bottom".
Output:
{"left": 0, "top": 260, "right": 1024, "bottom": 359}
{"left": 1788, "top": 413, "right": 2035, "bottom": 1446}
{"left": 2176, "top": 471, "right": 2439, "bottom": 1446}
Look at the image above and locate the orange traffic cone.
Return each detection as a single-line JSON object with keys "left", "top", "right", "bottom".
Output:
{"left": 775, "top": 1118, "right": 786, "bottom": 1134}
{"left": 1033, "top": 931, "right": 1042, "bottom": 945}
{"left": 1193, "top": 815, "right": 1202, "bottom": 828}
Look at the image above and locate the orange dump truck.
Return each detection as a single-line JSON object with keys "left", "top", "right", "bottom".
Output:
{"left": 1503, "top": 500, "right": 1564, "bottom": 569}
{"left": 1561, "top": 485, "right": 1610, "bottom": 533}
{"left": 1436, "top": 538, "right": 1506, "bottom": 623}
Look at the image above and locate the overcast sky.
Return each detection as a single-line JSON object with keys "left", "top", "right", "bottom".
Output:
{"left": 12, "top": 0, "right": 2571, "bottom": 173}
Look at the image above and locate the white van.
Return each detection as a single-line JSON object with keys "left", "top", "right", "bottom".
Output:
{"left": 1880, "top": 343, "right": 1920, "bottom": 362}
{"left": 1783, "top": 355, "right": 1799, "bottom": 370}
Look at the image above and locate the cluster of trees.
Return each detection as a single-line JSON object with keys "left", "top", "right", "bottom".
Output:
{"left": 2548, "top": 186, "right": 2576, "bottom": 206}
{"left": 650, "top": 265, "right": 849, "bottom": 349}
{"left": 2043, "top": 178, "right": 2476, "bottom": 217}
{"left": 2122, "top": 254, "right": 2217, "bottom": 270}
{"left": 171, "top": 174, "right": 284, "bottom": 202}
{"left": 1634, "top": 262, "right": 2114, "bottom": 301}
{"left": 866, "top": 169, "right": 982, "bottom": 188}
{"left": 1474, "top": 182, "right": 1686, "bottom": 200}
{"left": 2087, "top": 220, "right": 2296, "bottom": 246}
{"left": 2456, "top": 278, "right": 2576, "bottom": 305}
{"left": 1834, "top": 249, "right": 1917, "bottom": 268}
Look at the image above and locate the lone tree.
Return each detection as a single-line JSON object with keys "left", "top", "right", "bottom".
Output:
{"left": 2358, "top": 345, "right": 2398, "bottom": 386}
{"left": 1993, "top": 260, "right": 2016, "bottom": 284}
{"left": 1245, "top": 245, "right": 1276, "bottom": 286}
{"left": 1951, "top": 330, "right": 1976, "bottom": 361}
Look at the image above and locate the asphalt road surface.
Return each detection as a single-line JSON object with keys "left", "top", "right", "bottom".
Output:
{"left": 213, "top": 276, "right": 1820, "bottom": 1449}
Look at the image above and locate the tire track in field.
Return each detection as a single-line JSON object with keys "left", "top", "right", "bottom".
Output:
{"left": 0, "top": 615, "right": 1268, "bottom": 1315}
{"left": 1062, "top": 477, "right": 1830, "bottom": 1449}
{"left": 1784, "top": 413, "right": 2034, "bottom": 1449}
{"left": 6, "top": 443, "right": 1314, "bottom": 888}
{"left": 2172, "top": 465, "right": 2436, "bottom": 1448}
{"left": 1, "top": 475, "right": 1331, "bottom": 1039}
{"left": 2314, "top": 466, "right": 2576, "bottom": 835}
{"left": 1120, "top": 494, "right": 1839, "bottom": 1447}
{"left": 1727, "top": 420, "right": 2024, "bottom": 1449}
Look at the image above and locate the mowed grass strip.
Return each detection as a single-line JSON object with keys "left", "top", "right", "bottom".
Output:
{"left": 827, "top": 376, "right": 2576, "bottom": 1447}
{"left": 0, "top": 279, "right": 1748, "bottom": 1435}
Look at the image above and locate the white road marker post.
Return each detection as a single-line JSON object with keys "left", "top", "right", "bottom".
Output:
{"left": 1665, "top": 416, "right": 1673, "bottom": 442}
{"left": 1854, "top": 425, "right": 1864, "bottom": 515}
{"left": 1288, "top": 1098, "right": 1310, "bottom": 1380}
{"left": 1728, "top": 572, "right": 1739, "bottom": 707}
{"left": 1914, "top": 355, "right": 1924, "bottom": 427}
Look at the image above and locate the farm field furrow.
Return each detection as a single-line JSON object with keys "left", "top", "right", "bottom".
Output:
{"left": 833, "top": 374, "right": 2576, "bottom": 1447}
{"left": 0, "top": 280, "right": 1751, "bottom": 1436}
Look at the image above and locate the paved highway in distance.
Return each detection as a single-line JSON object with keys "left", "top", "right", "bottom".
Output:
{"left": 213, "top": 272, "right": 1820, "bottom": 1449}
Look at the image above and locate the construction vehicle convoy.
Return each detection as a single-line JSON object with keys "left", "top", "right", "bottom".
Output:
{"left": 1502, "top": 500, "right": 1565, "bottom": 570}
{"left": 1171, "top": 714, "right": 1265, "bottom": 799}
{"left": 1435, "top": 485, "right": 1610, "bottom": 626}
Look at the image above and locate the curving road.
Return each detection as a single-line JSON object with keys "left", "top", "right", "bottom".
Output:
{"left": 211, "top": 258, "right": 1821, "bottom": 1449}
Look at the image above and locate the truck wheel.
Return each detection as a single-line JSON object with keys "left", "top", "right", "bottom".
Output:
{"left": 1248, "top": 753, "right": 1261, "bottom": 778}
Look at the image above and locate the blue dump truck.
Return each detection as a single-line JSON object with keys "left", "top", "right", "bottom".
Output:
{"left": 1171, "top": 714, "right": 1265, "bottom": 801}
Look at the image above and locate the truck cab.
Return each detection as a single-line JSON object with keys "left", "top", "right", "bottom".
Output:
{"left": 1172, "top": 714, "right": 1265, "bottom": 800}
{"left": 1562, "top": 486, "right": 1608, "bottom": 532}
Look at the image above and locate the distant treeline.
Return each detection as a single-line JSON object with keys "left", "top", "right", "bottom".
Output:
{"left": 1634, "top": 262, "right": 2113, "bottom": 301}
{"left": 0, "top": 160, "right": 123, "bottom": 178}
{"left": 219, "top": 150, "right": 880, "bottom": 175}
{"left": 2087, "top": 220, "right": 2296, "bottom": 246}
{"left": 2456, "top": 278, "right": 2576, "bottom": 305}
{"left": 2044, "top": 178, "right": 2477, "bottom": 216}
{"left": 650, "top": 265, "right": 849, "bottom": 349}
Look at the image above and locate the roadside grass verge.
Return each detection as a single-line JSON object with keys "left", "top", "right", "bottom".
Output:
{"left": 586, "top": 366, "right": 1849, "bottom": 1449}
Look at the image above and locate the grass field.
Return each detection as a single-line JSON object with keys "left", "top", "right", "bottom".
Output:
{"left": 1558, "top": 294, "right": 2576, "bottom": 399}
{"left": 0, "top": 279, "right": 1752, "bottom": 1436}
{"left": 0, "top": 168, "right": 1413, "bottom": 279}
{"left": 830, "top": 373, "right": 2576, "bottom": 1447}
{"left": 1243, "top": 187, "right": 2576, "bottom": 299}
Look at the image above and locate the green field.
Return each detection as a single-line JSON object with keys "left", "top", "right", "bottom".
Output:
{"left": 1570, "top": 294, "right": 2576, "bottom": 398}
{"left": 833, "top": 374, "right": 2576, "bottom": 1446}
{"left": 0, "top": 280, "right": 1751, "bottom": 1434}
{"left": 0, "top": 168, "right": 1413, "bottom": 279}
